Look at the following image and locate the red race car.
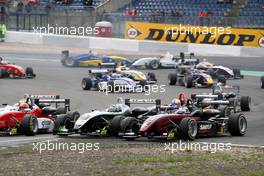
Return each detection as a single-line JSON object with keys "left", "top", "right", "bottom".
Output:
{"left": 0, "top": 57, "right": 35, "bottom": 78}
{"left": 0, "top": 94, "right": 79, "bottom": 136}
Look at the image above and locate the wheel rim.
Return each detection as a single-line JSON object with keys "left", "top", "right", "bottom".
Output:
{"left": 65, "top": 58, "right": 74, "bottom": 66}
{"left": 31, "top": 118, "right": 38, "bottom": 133}
{"left": 82, "top": 80, "right": 86, "bottom": 88}
{"left": 151, "top": 61, "right": 159, "bottom": 69}
{"left": 239, "top": 116, "right": 247, "bottom": 133}
{"left": 188, "top": 120, "right": 197, "bottom": 138}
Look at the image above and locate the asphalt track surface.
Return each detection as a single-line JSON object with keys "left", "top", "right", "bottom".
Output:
{"left": 0, "top": 50, "right": 264, "bottom": 148}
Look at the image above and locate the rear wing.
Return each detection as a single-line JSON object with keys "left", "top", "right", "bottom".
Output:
{"left": 31, "top": 95, "right": 70, "bottom": 112}
{"left": 212, "top": 85, "right": 240, "bottom": 94}
{"left": 61, "top": 50, "right": 69, "bottom": 60}
{"left": 125, "top": 99, "right": 161, "bottom": 112}
{"left": 88, "top": 69, "right": 110, "bottom": 74}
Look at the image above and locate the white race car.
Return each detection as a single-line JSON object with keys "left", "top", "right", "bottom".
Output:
{"left": 132, "top": 52, "right": 199, "bottom": 70}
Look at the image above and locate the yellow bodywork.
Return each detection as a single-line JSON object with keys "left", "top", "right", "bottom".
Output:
{"left": 79, "top": 60, "right": 102, "bottom": 66}
{"left": 116, "top": 66, "right": 147, "bottom": 81}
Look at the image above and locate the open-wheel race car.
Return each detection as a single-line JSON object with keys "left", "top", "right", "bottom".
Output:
{"left": 195, "top": 59, "right": 244, "bottom": 80}
{"left": 168, "top": 65, "right": 226, "bottom": 88}
{"left": 54, "top": 98, "right": 170, "bottom": 137}
{"left": 0, "top": 94, "right": 78, "bottom": 136}
{"left": 191, "top": 85, "right": 251, "bottom": 112}
{"left": 131, "top": 52, "right": 200, "bottom": 70}
{"left": 0, "top": 57, "right": 35, "bottom": 78}
{"left": 54, "top": 98, "right": 131, "bottom": 136}
{"left": 119, "top": 94, "right": 247, "bottom": 141}
{"left": 61, "top": 50, "right": 131, "bottom": 67}
{"left": 81, "top": 68, "right": 156, "bottom": 93}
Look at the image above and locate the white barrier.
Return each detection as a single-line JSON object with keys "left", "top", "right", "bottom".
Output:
{"left": 5, "top": 31, "right": 264, "bottom": 57}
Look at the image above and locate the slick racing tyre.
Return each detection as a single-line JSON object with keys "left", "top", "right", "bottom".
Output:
{"left": 148, "top": 60, "right": 160, "bottom": 70}
{"left": 218, "top": 75, "right": 226, "bottom": 85}
{"left": 107, "top": 80, "right": 116, "bottom": 93}
{"left": 261, "top": 76, "right": 264, "bottom": 89}
{"left": 111, "top": 115, "right": 125, "bottom": 136}
{"left": 25, "top": 67, "right": 35, "bottom": 77}
{"left": 22, "top": 115, "right": 38, "bottom": 136}
{"left": 168, "top": 73, "right": 177, "bottom": 85}
{"left": 240, "top": 96, "right": 251, "bottom": 112}
{"left": 0, "top": 69, "right": 9, "bottom": 78}
{"left": 179, "top": 118, "right": 197, "bottom": 141}
{"left": 184, "top": 76, "right": 193, "bottom": 88}
{"left": 64, "top": 57, "right": 77, "bottom": 67}
{"left": 120, "top": 117, "right": 140, "bottom": 138}
{"left": 82, "top": 78, "right": 92, "bottom": 90}
{"left": 147, "top": 72, "right": 157, "bottom": 82}
{"left": 228, "top": 113, "right": 247, "bottom": 136}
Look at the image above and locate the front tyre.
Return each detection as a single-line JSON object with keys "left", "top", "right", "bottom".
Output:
{"left": 82, "top": 78, "right": 92, "bottom": 90}
{"left": 148, "top": 60, "right": 160, "bottom": 70}
{"left": 228, "top": 113, "right": 247, "bottom": 136}
{"left": 240, "top": 96, "right": 250, "bottom": 112}
{"left": 22, "top": 115, "right": 38, "bottom": 136}
{"left": 168, "top": 73, "right": 177, "bottom": 85}
{"left": 179, "top": 118, "right": 197, "bottom": 141}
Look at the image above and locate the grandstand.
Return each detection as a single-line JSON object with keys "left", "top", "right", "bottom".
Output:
{"left": 0, "top": 0, "right": 263, "bottom": 35}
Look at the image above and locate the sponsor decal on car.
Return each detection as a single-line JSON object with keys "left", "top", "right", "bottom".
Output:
{"left": 125, "top": 21, "right": 264, "bottom": 48}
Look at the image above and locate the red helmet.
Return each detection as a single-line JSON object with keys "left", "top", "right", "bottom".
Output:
{"left": 19, "top": 102, "right": 29, "bottom": 109}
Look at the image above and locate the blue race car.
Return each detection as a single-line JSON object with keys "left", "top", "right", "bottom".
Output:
{"left": 81, "top": 69, "right": 148, "bottom": 93}
{"left": 61, "top": 50, "right": 131, "bottom": 67}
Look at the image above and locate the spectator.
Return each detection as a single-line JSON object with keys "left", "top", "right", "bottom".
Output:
{"left": 83, "top": 0, "right": 93, "bottom": 6}
{"left": 25, "top": 3, "right": 32, "bottom": 13}
{"left": 16, "top": 1, "right": 24, "bottom": 12}
{"left": 125, "top": 7, "right": 130, "bottom": 16}
{"left": 0, "top": 23, "right": 7, "bottom": 42}
{"left": 131, "top": 7, "right": 136, "bottom": 17}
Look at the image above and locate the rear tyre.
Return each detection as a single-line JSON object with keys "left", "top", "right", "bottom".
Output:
{"left": 107, "top": 80, "right": 115, "bottom": 93}
{"left": 261, "top": 76, "right": 264, "bottom": 89}
{"left": 64, "top": 57, "right": 77, "bottom": 67}
{"left": 233, "top": 68, "right": 241, "bottom": 78}
{"left": 168, "top": 73, "right": 177, "bottom": 85}
{"left": 26, "top": 67, "right": 34, "bottom": 77}
{"left": 185, "top": 76, "right": 193, "bottom": 88}
{"left": 218, "top": 75, "right": 226, "bottom": 85}
{"left": 240, "top": 96, "right": 250, "bottom": 111}
{"left": 82, "top": 78, "right": 92, "bottom": 90}
{"left": 0, "top": 69, "right": 9, "bottom": 78}
{"left": 179, "top": 118, "right": 197, "bottom": 141}
{"left": 228, "top": 113, "right": 247, "bottom": 136}
{"left": 148, "top": 60, "right": 160, "bottom": 70}
{"left": 147, "top": 72, "right": 157, "bottom": 82}
{"left": 22, "top": 115, "right": 38, "bottom": 136}
{"left": 111, "top": 115, "right": 125, "bottom": 136}
{"left": 120, "top": 117, "right": 140, "bottom": 134}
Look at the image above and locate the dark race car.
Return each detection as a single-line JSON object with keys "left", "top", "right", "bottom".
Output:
{"left": 191, "top": 85, "right": 251, "bottom": 112}
{"left": 0, "top": 57, "right": 35, "bottom": 78}
{"left": 0, "top": 94, "right": 79, "bottom": 136}
{"left": 61, "top": 50, "right": 131, "bottom": 67}
{"left": 168, "top": 65, "right": 226, "bottom": 88}
{"left": 121, "top": 98, "right": 247, "bottom": 141}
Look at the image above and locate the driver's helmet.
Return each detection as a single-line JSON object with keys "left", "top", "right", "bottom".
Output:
{"left": 19, "top": 102, "right": 29, "bottom": 110}
{"left": 108, "top": 104, "right": 122, "bottom": 112}
{"left": 170, "top": 98, "right": 181, "bottom": 108}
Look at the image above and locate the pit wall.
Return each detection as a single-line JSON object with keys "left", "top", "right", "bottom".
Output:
{"left": 5, "top": 31, "right": 264, "bottom": 57}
